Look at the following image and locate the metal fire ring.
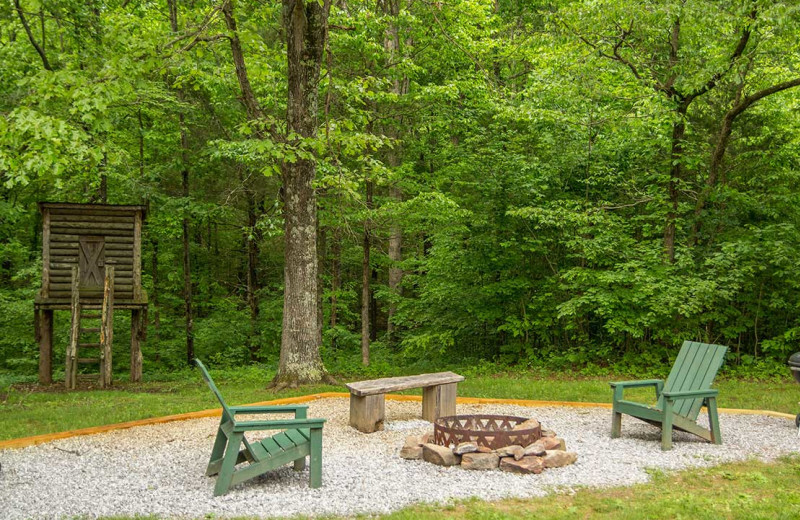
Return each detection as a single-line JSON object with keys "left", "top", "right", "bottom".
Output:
{"left": 434, "top": 414, "right": 541, "bottom": 450}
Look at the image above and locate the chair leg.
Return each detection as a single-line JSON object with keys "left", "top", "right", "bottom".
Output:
{"left": 206, "top": 425, "right": 228, "bottom": 476}
{"left": 293, "top": 456, "right": 306, "bottom": 471}
{"left": 309, "top": 428, "right": 323, "bottom": 489}
{"left": 611, "top": 410, "right": 622, "bottom": 438}
{"left": 214, "top": 432, "right": 243, "bottom": 496}
{"left": 661, "top": 400, "right": 674, "bottom": 451}
{"left": 610, "top": 386, "right": 623, "bottom": 438}
{"left": 707, "top": 397, "right": 722, "bottom": 445}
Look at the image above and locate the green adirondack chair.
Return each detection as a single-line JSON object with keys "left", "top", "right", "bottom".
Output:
{"left": 195, "top": 359, "right": 325, "bottom": 495}
{"left": 610, "top": 341, "right": 727, "bottom": 450}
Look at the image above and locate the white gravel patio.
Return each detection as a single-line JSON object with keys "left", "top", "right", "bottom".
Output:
{"left": 0, "top": 397, "right": 797, "bottom": 519}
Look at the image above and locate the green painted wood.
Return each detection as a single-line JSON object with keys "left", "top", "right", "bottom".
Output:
{"left": 273, "top": 432, "right": 296, "bottom": 451}
{"left": 195, "top": 359, "right": 234, "bottom": 420}
{"left": 285, "top": 429, "right": 309, "bottom": 446}
{"left": 610, "top": 341, "right": 727, "bottom": 450}
{"left": 658, "top": 341, "right": 726, "bottom": 419}
{"left": 261, "top": 436, "right": 283, "bottom": 455}
{"left": 248, "top": 439, "right": 268, "bottom": 462}
{"left": 196, "top": 358, "right": 326, "bottom": 495}
{"left": 232, "top": 418, "right": 326, "bottom": 432}
{"left": 229, "top": 443, "right": 311, "bottom": 488}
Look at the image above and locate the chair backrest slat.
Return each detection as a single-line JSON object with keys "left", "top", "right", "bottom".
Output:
{"left": 195, "top": 359, "right": 234, "bottom": 419}
{"left": 660, "top": 341, "right": 727, "bottom": 420}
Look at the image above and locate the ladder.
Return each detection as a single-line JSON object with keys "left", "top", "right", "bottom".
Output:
{"left": 66, "top": 265, "right": 115, "bottom": 389}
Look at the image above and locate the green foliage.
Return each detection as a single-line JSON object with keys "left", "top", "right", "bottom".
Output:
{"left": 1, "top": 0, "right": 800, "bottom": 380}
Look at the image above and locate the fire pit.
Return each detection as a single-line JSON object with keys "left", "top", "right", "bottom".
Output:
{"left": 434, "top": 414, "right": 541, "bottom": 450}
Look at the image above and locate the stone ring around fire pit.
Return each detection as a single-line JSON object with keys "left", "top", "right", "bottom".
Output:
{"left": 434, "top": 414, "right": 541, "bottom": 450}
{"left": 401, "top": 414, "right": 578, "bottom": 474}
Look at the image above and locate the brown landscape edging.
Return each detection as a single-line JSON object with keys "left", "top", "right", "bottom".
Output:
{"left": 0, "top": 391, "right": 793, "bottom": 450}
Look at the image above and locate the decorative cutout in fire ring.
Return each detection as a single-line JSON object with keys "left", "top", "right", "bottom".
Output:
{"left": 434, "top": 414, "right": 541, "bottom": 450}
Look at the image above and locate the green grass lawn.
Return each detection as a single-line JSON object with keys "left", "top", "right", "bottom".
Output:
{"left": 2, "top": 368, "right": 799, "bottom": 520}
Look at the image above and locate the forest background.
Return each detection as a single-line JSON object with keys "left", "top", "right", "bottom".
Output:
{"left": 1, "top": 0, "right": 799, "bottom": 384}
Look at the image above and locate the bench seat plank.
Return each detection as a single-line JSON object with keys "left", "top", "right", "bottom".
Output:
{"left": 346, "top": 372, "right": 465, "bottom": 397}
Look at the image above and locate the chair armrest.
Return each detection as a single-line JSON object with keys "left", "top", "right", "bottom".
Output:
{"left": 230, "top": 405, "right": 309, "bottom": 416}
{"left": 233, "top": 418, "right": 326, "bottom": 432}
{"left": 609, "top": 379, "right": 664, "bottom": 388}
{"left": 661, "top": 389, "right": 718, "bottom": 400}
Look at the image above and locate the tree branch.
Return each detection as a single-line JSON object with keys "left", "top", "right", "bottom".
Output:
{"left": 13, "top": 0, "right": 52, "bottom": 70}
{"left": 685, "top": 4, "right": 757, "bottom": 102}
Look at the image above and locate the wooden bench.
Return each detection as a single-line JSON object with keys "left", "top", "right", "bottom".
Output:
{"left": 345, "top": 372, "right": 465, "bottom": 433}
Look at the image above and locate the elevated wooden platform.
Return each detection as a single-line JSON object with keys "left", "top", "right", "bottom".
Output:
{"left": 35, "top": 202, "right": 148, "bottom": 386}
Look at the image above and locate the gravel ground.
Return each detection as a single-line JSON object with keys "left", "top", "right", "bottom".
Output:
{"left": 0, "top": 397, "right": 797, "bottom": 519}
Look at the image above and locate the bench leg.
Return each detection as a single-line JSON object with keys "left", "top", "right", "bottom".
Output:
{"left": 422, "top": 383, "right": 457, "bottom": 422}
{"left": 610, "top": 410, "right": 622, "bottom": 438}
{"left": 349, "top": 394, "right": 385, "bottom": 433}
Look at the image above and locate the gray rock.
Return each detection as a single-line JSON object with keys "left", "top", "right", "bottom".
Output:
{"left": 422, "top": 443, "right": 458, "bottom": 466}
{"left": 511, "top": 418, "right": 541, "bottom": 431}
{"left": 399, "top": 445, "right": 423, "bottom": 460}
{"left": 534, "top": 436, "right": 562, "bottom": 451}
{"left": 542, "top": 450, "right": 577, "bottom": 468}
{"left": 404, "top": 435, "right": 422, "bottom": 448}
{"left": 495, "top": 445, "right": 524, "bottom": 460}
{"left": 454, "top": 442, "right": 479, "bottom": 455}
{"left": 523, "top": 443, "right": 546, "bottom": 457}
{"left": 461, "top": 452, "right": 500, "bottom": 470}
{"left": 500, "top": 456, "right": 544, "bottom": 474}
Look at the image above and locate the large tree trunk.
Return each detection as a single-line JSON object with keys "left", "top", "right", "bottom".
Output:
{"left": 273, "top": 0, "right": 331, "bottom": 386}
{"left": 361, "top": 179, "right": 374, "bottom": 366}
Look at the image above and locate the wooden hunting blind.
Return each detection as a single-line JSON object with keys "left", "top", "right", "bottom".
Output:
{"left": 34, "top": 203, "right": 148, "bottom": 388}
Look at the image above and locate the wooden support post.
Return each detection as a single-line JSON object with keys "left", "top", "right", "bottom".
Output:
{"left": 349, "top": 394, "right": 385, "bottom": 433}
{"left": 100, "top": 265, "right": 115, "bottom": 388}
{"left": 37, "top": 309, "right": 54, "bottom": 385}
{"left": 422, "top": 383, "right": 458, "bottom": 422}
{"left": 66, "top": 266, "right": 80, "bottom": 389}
{"left": 130, "top": 309, "right": 143, "bottom": 382}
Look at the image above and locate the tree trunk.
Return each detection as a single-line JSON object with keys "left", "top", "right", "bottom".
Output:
{"left": 329, "top": 228, "right": 341, "bottom": 330}
{"left": 387, "top": 185, "right": 403, "bottom": 336}
{"left": 168, "top": 0, "right": 194, "bottom": 366}
{"left": 181, "top": 125, "right": 193, "bottom": 367}
{"left": 245, "top": 190, "right": 260, "bottom": 360}
{"left": 382, "top": 0, "right": 405, "bottom": 338}
{"left": 663, "top": 102, "right": 688, "bottom": 264}
{"left": 361, "top": 179, "right": 374, "bottom": 366}
{"left": 151, "top": 238, "right": 161, "bottom": 363}
{"left": 273, "top": 0, "right": 331, "bottom": 386}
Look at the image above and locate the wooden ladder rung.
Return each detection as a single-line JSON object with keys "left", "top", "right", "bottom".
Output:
{"left": 79, "top": 342, "right": 102, "bottom": 348}
{"left": 81, "top": 314, "right": 102, "bottom": 319}
{"left": 81, "top": 327, "right": 101, "bottom": 333}
{"left": 77, "top": 357, "right": 100, "bottom": 364}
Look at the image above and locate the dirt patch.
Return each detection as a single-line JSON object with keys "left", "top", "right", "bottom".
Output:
{"left": 10, "top": 382, "right": 171, "bottom": 394}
